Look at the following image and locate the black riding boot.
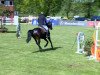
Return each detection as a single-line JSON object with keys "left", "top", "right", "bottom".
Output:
{"left": 46, "top": 30, "right": 50, "bottom": 37}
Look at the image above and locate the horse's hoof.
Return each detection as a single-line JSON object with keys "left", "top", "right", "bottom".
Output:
{"left": 44, "top": 45, "right": 47, "bottom": 47}
{"left": 39, "top": 49, "right": 43, "bottom": 52}
{"left": 39, "top": 47, "right": 42, "bottom": 50}
{"left": 51, "top": 46, "right": 53, "bottom": 48}
{"left": 51, "top": 47, "right": 54, "bottom": 49}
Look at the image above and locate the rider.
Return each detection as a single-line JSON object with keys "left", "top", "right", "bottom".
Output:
{"left": 38, "top": 12, "right": 49, "bottom": 37}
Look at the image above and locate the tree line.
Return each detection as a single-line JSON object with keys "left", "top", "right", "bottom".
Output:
{"left": 14, "top": 0, "right": 100, "bottom": 18}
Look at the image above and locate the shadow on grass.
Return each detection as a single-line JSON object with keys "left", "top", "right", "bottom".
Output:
{"left": 7, "top": 31, "right": 16, "bottom": 33}
{"left": 32, "top": 46, "right": 62, "bottom": 53}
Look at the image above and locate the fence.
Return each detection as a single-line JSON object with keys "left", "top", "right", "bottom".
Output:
{"left": 32, "top": 19, "right": 100, "bottom": 27}
{"left": 59, "top": 20, "right": 87, "bottom": 26}
{"left": 32, "top": 19, "right": 60, "bottom": 26}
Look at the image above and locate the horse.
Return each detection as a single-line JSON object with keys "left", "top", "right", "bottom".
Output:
{"left": 26, "top": 22, "right": 53, "bottom": 50}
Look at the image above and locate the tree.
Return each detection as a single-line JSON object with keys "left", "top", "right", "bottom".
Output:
{"left": 71, "top": 0, "right": 96, "bottom": 18}
{"left": 60, "top": 0, "right": 72, "bottom": 18}
{"left": 14, "top": 0, "right": 24, "bottom": 11}
{"left": 83, "top": 2, "right": 93, "bottom": 18}
{"left": 14, "top": 0, "right": 100, "bottom": 17}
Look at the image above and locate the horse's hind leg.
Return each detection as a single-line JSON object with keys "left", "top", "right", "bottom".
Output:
{"left": 48, "top": 37, "right": 53, "bottom": 49}
{"left": 34, "top": 38, "right": 42, "bottom": 50}
{"left": 38, "top": 39, "right": 42, "bottom": 50}
{"left": 44, "top": 38, "right": 48, "bottom": 47}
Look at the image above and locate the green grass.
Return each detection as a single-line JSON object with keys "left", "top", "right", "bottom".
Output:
{"left": 0, "top": 24, "right": 100, "bottom": 75}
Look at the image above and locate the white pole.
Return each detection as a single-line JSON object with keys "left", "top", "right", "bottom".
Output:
{"left": 77, "top": 34, "right": 80, "bottom": 53}
{"left": 76, "top": 32, "right": 85, "bottom": 54}
{"left": 94, "top": 20, "right": 100, "bottom": 61}
{"left": 14, "top": 11, "right": 19, "bottom": 26}
{"left": 95, "top": 27, "right": 98, "bottom": 59}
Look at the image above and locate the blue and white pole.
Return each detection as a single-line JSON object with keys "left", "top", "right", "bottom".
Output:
{"left": 14, "top": 11, "right": 21, "bottom": 38}
{"left": 76, "top": 32, "right": 85, "bottom": 54}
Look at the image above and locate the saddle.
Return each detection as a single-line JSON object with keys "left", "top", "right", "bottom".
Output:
{"left": 39, "top": 26, "right": 49, "bottom": 37}
{"left": 39, "top": 27, "right": 47, "bottom": 34}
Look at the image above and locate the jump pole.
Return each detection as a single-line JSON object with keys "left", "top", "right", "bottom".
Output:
{"left": 14, "top": 11, "right": 21, "bottom": 38}
{"left": 93, "top": 20, "right": 100, "bottom": 62}
{"left": 76, "top": 32, "right": 85, "bottom": 54}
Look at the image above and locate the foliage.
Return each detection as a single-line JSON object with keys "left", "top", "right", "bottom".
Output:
{"left": 84, "top": 38, "right": 94, "bottom": 56}
{"left": 0, "top": 8, "right": 2, "bottom": 16}
{"left": 61, "top": 0, "right": 72, "bottom": 18}
{"left": 2, "top": 10, "right": 13, "bottom": 17}
{"left": 14, "top": 0, "right": 100, "bottom": 17}
{"left": 0, "top": 6, "right": 4, "bottom": 16}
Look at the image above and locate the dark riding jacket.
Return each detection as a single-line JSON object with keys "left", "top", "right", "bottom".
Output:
{"left": 38, "top": 14, "right": 47, "bottom": 26}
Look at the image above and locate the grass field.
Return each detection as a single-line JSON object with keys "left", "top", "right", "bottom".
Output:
{"left": 0, "top": 24, "right": 100, "bottom": 75}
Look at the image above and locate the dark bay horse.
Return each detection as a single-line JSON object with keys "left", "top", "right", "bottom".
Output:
{"left": 26, "top": 22, "right": 53, "bottom": 50}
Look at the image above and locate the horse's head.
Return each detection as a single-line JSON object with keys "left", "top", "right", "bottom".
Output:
{"left": 47, "top": 21, "right": 53, "bottom": 30}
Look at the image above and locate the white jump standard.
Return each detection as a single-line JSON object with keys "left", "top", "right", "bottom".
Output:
{"left": 76, "top": 32, "right": 85, "bottom": 54}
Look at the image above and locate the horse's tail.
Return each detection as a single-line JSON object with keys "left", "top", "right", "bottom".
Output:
{"left": 26, "top": 30, "right": 32, "bottom": 43}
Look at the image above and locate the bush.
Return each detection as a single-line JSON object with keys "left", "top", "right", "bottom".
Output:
{"left": 84, "top": 38, "right": 94, "bottom": 56}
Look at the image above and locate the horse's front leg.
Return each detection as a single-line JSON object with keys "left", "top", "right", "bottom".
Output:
{"left": 34, "top": 38, "right": 42, "bottom": 50}
{"left": 48, "top": 36, "right": 53, "bottom": 49}
{"left": 44, "top": 38, "right": 48, "bottom": 47}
